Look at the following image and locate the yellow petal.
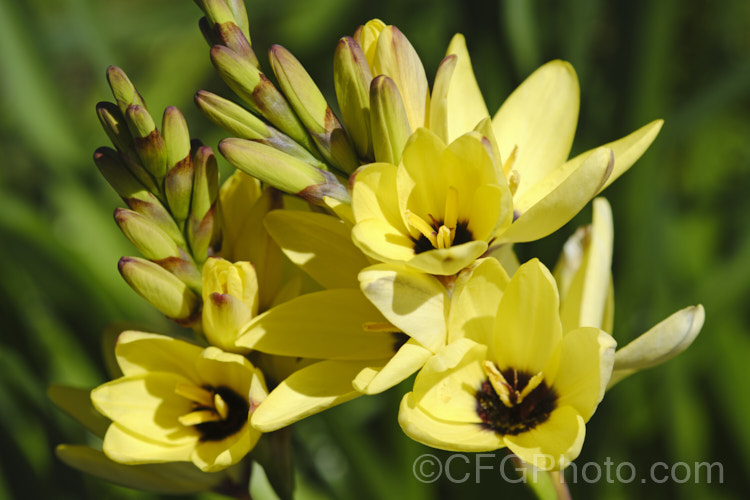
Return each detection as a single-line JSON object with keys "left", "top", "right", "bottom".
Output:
{"left": 195, "top": 347, "right": 266, "bottom": 406}
{"left": 503, "top": 405, "right": 585, "bottom": 470}
{"left": 219, "top": 171, "right": 262, "bottom": 262}
{"left": 192, "top": 426, "right": 259, "bottom": 472}
{"left": 608, "top": 305, "right": 704, "bottom": 388}
{"left": 491, "top": 60, "right": 579, "bottom": 202}
{"left": 558, "top": 197, "right": 614, "bottom": 332}
{"left": 398, "top": 128, "right": 447, "bottom": 220}
{"left": 351, "top": 218, "right": 416, "bottom": 263}
{"left": 372, "top": 25, "right": 429, "bottom": 130}
{"left": 56, "top": 445, "right": 224, "bottom": 494}
{"left": 91, "top": 373, "right": 196, "bottom": 444}
{"left": 251, "top": 360, "right": 366, "bottom": 431}
{"left": 449, "top": 258, "right": 510, "bottom": 344}
{"left": 491, "top": 259, "right": 562, "bottom": 375}
{"left": 562, "top": 120, "right": 664, "bottom": 194}
{"left": 428, "top": 54, "right": 457, "bottom": 143}
{"left": 353, "top": 338, "right": 433, "bottom": 395}
{"left": 399, "top": 392, "right": 504, "bottom": 452}
{"left": 359, "top": 264, "right": 448, "bottom": 352}
{"left": 202, "top": 293, "right": 253, "bottom": 352}
{"left": 445, "top": 33, "right": 490, "bottom": 143}
{"left": 265, "top": 210, "right": 370, "bottom": 289}
{"left": 407, "top": 240, "right": 488, "bottom": 276}
{"left": 114, "top": 331, "right": 202, "bottom": 380}
{"left": 497, "top": 147, "right": 613, "bottom": 244}
{"left": 468, "top": 184, "right": 512, "bottom": 242}
{"left": 102, "top": 423, "right": 196, "bottom": 465}
{"left": 553, "top": 327, "right": 616, "bottom": 421}
{"left": 411, "top": 338, "right": 487, "bottom": 424}
{"left": 237, "top": 289, "right": 396, "bottom": 360}
{"left": 355, "top": 19, "right": 386, "bottom": 66}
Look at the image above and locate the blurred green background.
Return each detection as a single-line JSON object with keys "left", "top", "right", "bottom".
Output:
{"left": 1, "top": 0, "right": 749, "bottom": 498}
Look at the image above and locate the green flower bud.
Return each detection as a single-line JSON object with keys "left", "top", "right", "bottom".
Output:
{"left": 106, "top": 66, "right": 146, "bottom": 114}
{"left": 188, "top": 146, "right": 220, "bottom": 263}
{"left": 125, "top": 105, "right": 167, "bottom": 181}
{"left": 210, "top": 45, "right": 317, "bottom": 154}
{"left": 114, "top": 208, "right": 181, "bottom": 261}
{"left": 369, "top": 75, "right": 411, "bottom": 164}
{"left": 334, "top": 36, "right": 373, "bottom": 161}
{"left": 194, "top": 90, "right": 327, "bottom": 168}
{"left": 269, "top": 44, "right": 359, "bottom": 173}
{"left": 118, "top": 256, "right": 200, "bottom": 323}
{"left": 219, "top": 138, "right": 349, "bottom": 204}
{"left": 96, "top": 103, "right": 159, "bottom": 193}
{"left": 163, "top": 107, "right": 191, "bottom": 169}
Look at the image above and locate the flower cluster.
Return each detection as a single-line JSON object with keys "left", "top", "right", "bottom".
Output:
{"left": 53, "top": 1, "right": 704, "bottom": 497}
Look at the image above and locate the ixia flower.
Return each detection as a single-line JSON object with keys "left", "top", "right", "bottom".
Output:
{"left": 553, "top": 197, "right": 704, "bottom": 387}
{"left": 430, "top": 40, "right": 663, "bottom": 245}
{"left": 351, "top": 128, "right": 513, "bottom": 275}
{"left": 399, "top": 259, "right": 616, "bottom": 470}
{"left": 91, "top": 332, "right": 267, "bottom": 472}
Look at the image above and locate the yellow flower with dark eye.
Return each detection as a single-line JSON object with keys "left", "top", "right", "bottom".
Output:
{"left": 430, "top": 39, "right": 663, "bottom": 244}
{"left": 351, "top": 128, "right": 513, "bottom": 275}
{"left": 91, "top": 332, "right": 267, "bottom": 472}
{"left": 399, "top": 259, "right": 616, "bottom": 470}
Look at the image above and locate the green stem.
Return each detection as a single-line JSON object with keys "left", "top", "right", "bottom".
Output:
{"left": 548, "top": 470, "right": 572, "bottom": 500}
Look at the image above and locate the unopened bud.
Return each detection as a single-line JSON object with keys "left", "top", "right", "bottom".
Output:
{"left": 202, "top": 257, "right": 259, "bottom": 350}
{"left": 118, "top": 256, "right": 200, "bottom": 323}
{"left": 334, "top": 37, "right": 374, "bottom": 160}
{"left": 269, "top": 45, "right": 359, "bottom": 173}
{"left": 369, "top": 75, "right": 410, "bottom": 164}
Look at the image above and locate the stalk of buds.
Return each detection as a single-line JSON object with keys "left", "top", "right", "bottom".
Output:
{"left": 95, "top": 66, "right": 220, "bottom": 324}
{"left": 193, "top": 0, "right": 359, "bottom": 205}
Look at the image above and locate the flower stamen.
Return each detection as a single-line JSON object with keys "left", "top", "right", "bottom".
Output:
{"left": 406, "top": 210, "right": 439, "bottom": 248}
{"left": 179, "top": 409, "right": 223, "bottom": 426}
{"left": 175, "top": 383, "right": 214, "bottom": 408}
{"left": 503, "top": 145, "right": 518, "bottom": 177}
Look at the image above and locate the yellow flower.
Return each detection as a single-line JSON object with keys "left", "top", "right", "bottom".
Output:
{"left": 399, "top": 259, "right": 616, "bottom": 470}
{"left": 351, "top": 128, "right": 513, "bottom": 275}
{"left": 201, "top": 257, "right": 259, "bottom": 351}
{"left": 552, "top": 197, "right": 704, "bottom": 387}
{"left": 91, "top": 332, "right": 267, "bottom": 472}
{"left": 430, "top": 38, "right": 663, "bottom": 244}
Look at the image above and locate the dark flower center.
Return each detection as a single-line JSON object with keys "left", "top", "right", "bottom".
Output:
{"left": 193, "top": 386, "right": 249, "bottom": 442}
{"left": 412, "top": 219, "right": 473, "bottom": 254}
{"left": 475, "top": 368, "right": 557, "bottom": 436}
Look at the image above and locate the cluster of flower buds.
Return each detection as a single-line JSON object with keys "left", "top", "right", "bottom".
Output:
{"left": 53, "top": 2, "right": 705, "bottom": 498}
{"left": 95, "top": 67, "right": 220, "bottom": 324}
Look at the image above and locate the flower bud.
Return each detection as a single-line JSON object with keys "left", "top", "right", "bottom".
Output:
{"left": 210, "top": 45, "right": 316, "bottom": 154}
{"left": 269, "top": 45, "right": 359, "bottom": 174}
{"left": 219, "top": 138, "right": 349, "bottom": 204}
{"left": 188, "top": 146, "right": 220, "bottom": 263}
{"left": 369, "top": 75, "right": 410, "bottom": 164}
{"left": 118, "top": 257, "right": 200, "bottom": 323}
{"left": 194, "top": 91, "right": 326, "bottom": 168}
{"left": 334, "top": 37, "right": 373, "bottom": 160}
{"left": 114, "top": 208, "right": 181, "bottom": 261}
{"left": 202, "top": 258, "right": 259, "bottom": 350}
{"left": 126, "top": 104, "right": 168, "bottom": 181}
{"left": 106, "top": 66, "right": 146, "bottom": 114}
{"left": 96, "top": 103, "right": 159, "bottom": 193}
